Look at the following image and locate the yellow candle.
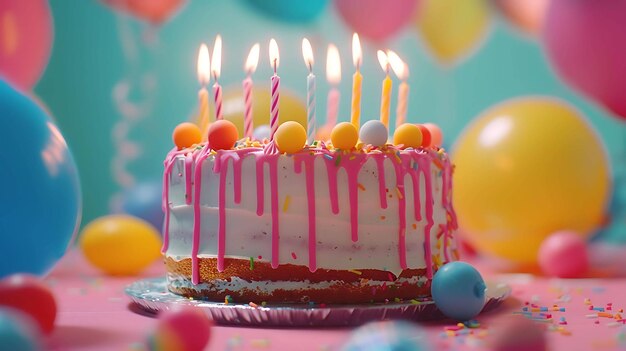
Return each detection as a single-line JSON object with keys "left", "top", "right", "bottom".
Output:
{"left": 377, "top": 50, "right": 392, "bottom": 129}
{"left": 350, "top": 33, "right": 363, "bottom": 130}
{"left": 351, "top": 70, "right": 362, "bottom": 130}
{"left": 388, "top": 50, "right": 410, "bottom": 129}
{"left": 380, "top": 75, "right": 392, "bottom": 128}
{"left": 198, "top": 87, "right": 210, "bottom": 138}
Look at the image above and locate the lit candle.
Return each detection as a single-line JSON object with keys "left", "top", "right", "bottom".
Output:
{"left": 197, "top": 43, "right": 211, "bottom": 140}
{"left": 211, "top": 35, "right": 223, "bottom": 121}
{"left": 269, "top": 38, "right": 280, "bottom": 140}
{"left": 377, "top": 50, "right": 392, "bottom": 129}
{"left": 350, "top": 33, "right": 362, "bottom": 131}
{"left": 302, "top": 38, "right": 316, "bottom": 145}
{"left": 243, "top": 43, "right": 260, "bottom": 139}
{"left": 326, "top": 44, "right": 341, "bottom": 128}
{"left": 388, "top": 50, "right": 409, "bottom": 129}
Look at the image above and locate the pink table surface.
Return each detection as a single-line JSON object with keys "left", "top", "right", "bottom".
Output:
{"left": 42, "top": 250, "right": 626, "bottom": 351}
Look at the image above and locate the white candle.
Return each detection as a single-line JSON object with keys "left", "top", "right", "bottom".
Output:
{"left": 326, "top": 43, "right": 341, "bottom": 128}
{"left": 211, "top": 35, "right": 223, "bottom": 121}
{"left": 243, "top": 43, "right": 260, "bottom": 139}
{"left": 269, "top": 39, "right": 280, "bottom": 140}
{"left": 302, "top": 38, "right": 316, "bottom": 144}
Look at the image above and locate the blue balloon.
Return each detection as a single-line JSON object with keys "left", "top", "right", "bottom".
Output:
{"left": 342, "top": 320, "right": 430, "bottom": 351}
{"left": 119, "top": 181, "right": 164, "bottom": 231}
{"left": 243, "top": 0, "right": 329, "bottom": 23}
{"left": 0, "top": 308, "right": 41, "bottom": 351}
{"left": 0, "top": 80, "right": 81, "bottom": 278}
{"left": 432, "top": 262, "right": 486, "bottom": 321}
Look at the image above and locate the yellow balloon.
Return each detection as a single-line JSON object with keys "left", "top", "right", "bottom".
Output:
{"left": 192, "top": 87, "right": 307, "bottom": 136}
{"left": 452, "top": 97, "right": 611, "bottom": 265}
{"left": 417, "top": 0, "right": 491, "bottom": 64}
{"left": 79, "top": 215, "right": 162, "bottom": 275}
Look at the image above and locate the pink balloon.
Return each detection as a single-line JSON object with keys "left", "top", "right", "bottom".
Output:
{"left": 0, "top": 0, "right": 53, "bottom": 90}
{"left": 335, "top": 0, "right": 419, "bottom": 42}
{"left": 495, "top": 0, "right": 548, "bottom": 36}
{"left": 543, "top": 0, "right": 626, "bottom": 120}
{"left": 538, "top": 231, "right": 589, "bottom": 278}
{"left": 102, "top": 0, "right": 185, "bottom": 24}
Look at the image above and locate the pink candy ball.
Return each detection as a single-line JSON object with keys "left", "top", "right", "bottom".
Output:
{"left": 423, "top": 123, "right": 443, "bottom": 147}
{"left": 491, "top": 315, "right": 547, "bottom": 351}
{"left": 148, "top": 307, "right": 212, "bottom": 351}
{"left": 538, "top": 231, "right": 589, "bottom": 278}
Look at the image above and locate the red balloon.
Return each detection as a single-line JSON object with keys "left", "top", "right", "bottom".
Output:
{"left": 543, "top": 0, "right": 626, "bottom": 120}
{"left": 0, "top": 0, "right": 53, "bottom": 90}
{"left": 102, "top": 0, "right": 185, "bottom": 24}
{"left": 0, "top": 274, "right": 57, "bottom": 335}
{"left": 335, "top": 0, "right": 419, "bottom": 42}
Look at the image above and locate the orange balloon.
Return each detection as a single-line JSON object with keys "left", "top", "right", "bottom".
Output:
{"left": 208, "top": 120, "right": 238, "bottom": 150}
{"left": 172, "top": 122, "right": 201, "bottom": 150}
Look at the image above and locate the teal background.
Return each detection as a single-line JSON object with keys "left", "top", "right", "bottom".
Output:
{"left": 36, "top": 0, "right": 624, "bottom": 228}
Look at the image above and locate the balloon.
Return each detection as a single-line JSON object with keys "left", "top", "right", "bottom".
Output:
{"left": 453, "top": 97, "right": 611, "bottom": 265}
{"left": 0, "top": 275, "right": 57, "bottom": 335}
{"left": 0, "top": 0, "right": 53, "bottom": 90}
{"left": 335, "top": 0, "right": 419, "bottom": 42}
{"left": 191, "top": 87, "right": 307, "bottom": 138}
{"left": 432, "top": 262, "right": 486, "bottom": 321}
{"left": 147, "top": 306, "right": 212, "bottom": 351}
{"left": 0, "top": 80, "right": 81, "bottom": 278}
{"left": 417, "top": 0, "right": 491, "bottom": 64}
{"left": 101, "top": 0, "right": 185, "bottom": 24}
{"left": 117, "top": 181, "right": 164, "bottom": 231}
{"left": 0, "top": 308, "right": 41, "bottom": 351}
{"left": 244, "top": 0, "right": 328, "bottom": 23}
{"left": 538, "top": 231, "right": 589, "bottom": 278}
{"left": 543, "top": 0, "right": 626, "bottom": 120}
{"left": 79, "top": 215, "right": 162, "bottom": 276}
{"left": 494, "top": 0, "right": 548, "bottom": 36}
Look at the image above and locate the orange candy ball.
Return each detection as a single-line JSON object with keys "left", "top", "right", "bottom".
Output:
{"left": 208, "top": 120, "right": 239, "bottom": 150}
{"left": 172, "top": 122, "right": 202, "bottom": 150}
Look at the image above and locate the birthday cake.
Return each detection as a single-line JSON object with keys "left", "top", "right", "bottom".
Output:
{"left": 162, "top": 120, "right": 458, "bottom": 304}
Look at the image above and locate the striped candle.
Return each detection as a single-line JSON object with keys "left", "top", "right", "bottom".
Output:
{"left": 243, "top": 77, "right": 254, "bottom": 138}
{"left": 211, "top": 35, "right": 223, "bottom": 121}
{"left": 269, "top": 39, "right": 280, "bottom": 140}
{"left": 306, "top": 72, "right": 316, "bottom": 144}
{"left": 213, "top": 82, "right": 223, "bottom": 120}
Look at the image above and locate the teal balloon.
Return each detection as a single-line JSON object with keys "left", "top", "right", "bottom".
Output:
{"left": 119, "top": 180, "right": 164, "bottom": 231}
{"left": 0, "top": 308, "right": 41, "bottom": 351}
{"left": 243, "top": 0, "right": 328, "bottom": 23}
{"left": 0, "top": 80, "right": 81, "bottom": 278}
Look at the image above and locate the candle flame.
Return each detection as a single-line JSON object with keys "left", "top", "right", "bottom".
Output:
{"left": 377, "top": 50, "right": 389, "bottom": 74}
{"left": 269, "top": 38, "right": 280, "bottom": 72}
{"left": 245, "top": 43, "right": 260, "bottom": 74}
{"left": 211, "top": 35, "right": 222, "bottom": 80}
{"left": 387, "top": 50, "right": 409, "bottom": 80}
{"left": 197, "top": 43, "right": 211, "bottom": 86}
{"left": 302, "top": 38, "right": 314, "bottom": 71}
{"left": 352, "top": 33, "right": 362, "bottom": 69}
{"left": 326, "top": 44, "right": 341, "bottom": 85}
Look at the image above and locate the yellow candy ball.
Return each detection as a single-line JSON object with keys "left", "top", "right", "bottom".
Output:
{"left": 393, "top": 123, "right": 423, "bottom": 149}
{"left": 275, "top": 121, "right": 307, "bottom": 154}
{"left": 79, "top": 215, "right": 162, "bottom": 275}
{"left": 330, "top": 122, "right": 359, "bottom": 150}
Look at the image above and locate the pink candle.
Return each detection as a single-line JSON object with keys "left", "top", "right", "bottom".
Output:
{"left": 243, "top": 43, "right": 260, "bottom": 139}
{"left": 211, "top": 35, "right": 223, "bottom": 120}
{"left": 269, "top": 39, "right": 280, "bottom": 140}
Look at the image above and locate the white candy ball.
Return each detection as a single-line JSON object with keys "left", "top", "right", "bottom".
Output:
{"left": 359, "top": 120, "right": 388, "bottom": 147}
{"left": 253, "top": 125, "right": 271, "bottom": 141}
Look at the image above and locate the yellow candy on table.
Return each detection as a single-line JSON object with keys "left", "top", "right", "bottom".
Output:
{"left": 393, "top": 123, "right": 423, "bottom": 149}
{"left": 79, "top": 215, "right": 162, "bottom": 275}
{"left": 330, "top": 122, "right": 359, "bottom": 150}
{"left": 275, "top": 121, "right": 307, "bottom": 154}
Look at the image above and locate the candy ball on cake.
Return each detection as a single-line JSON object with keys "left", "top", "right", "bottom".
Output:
{"left": 331, "top": 122, "right": 358, "bottom": 150}
{"left": 359, "top": 120, "right": 388, "bottom": 147}
{"left": 275, "top": 121, "right": 307, "bottom": 153}
{"left": 393, "top": 123, "right": 423, "bottom": 149}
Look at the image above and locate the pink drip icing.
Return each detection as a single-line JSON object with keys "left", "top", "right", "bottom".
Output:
{"left": 215, "top": 153, "right": 228, "bottom": 272}
{"left": 416, "top": 153, "right": 434, "bottom": 278}
{"left": 184, "top": 153, "right": 193, "bottom": 205}
{"left": 191, "top": 146, "right": 211, "bottom": 284}
{"left": 255, "top": 158, "right": 265, "bottom": 216}
{"left": 160, "top": 148, "right": 178, "bottom": 253}
{"left": 409, "top": 167, "right": 422, "bottom": 221}
{"left": 374, "top": 156, "right": 388, "bottom": 209}
{"left": 325, "top": 159, "right": 340, "bottom": 214}
{"left": 294, "top": 156, "right": 317, "bottom": 272}
{"left": 268, "top": 156, "right": 280, "bottom": 268}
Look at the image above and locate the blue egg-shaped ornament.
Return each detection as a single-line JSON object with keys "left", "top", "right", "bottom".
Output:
{"left": 117, "top": 180, "right": 164, "bottom": 231}
{"left": 0, "top": 308, "right": 42, "bottom": 351}
{"left": 342, "top": 320, "right": 430, "bottom": 351}
{"left": 0, "top": 80, "right": 81, "bottom": 278}
{"left": 359, "top": 120, "right": 388, "bottom": 147}
{"left": 432, "top": 262, "right": 486, "bottom": 321}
